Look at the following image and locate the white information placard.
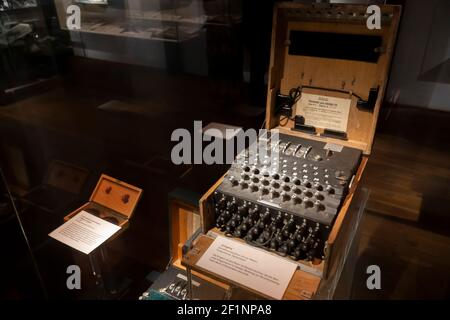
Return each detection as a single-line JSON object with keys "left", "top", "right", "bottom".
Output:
{"left": 296, "top": 93, "right": 351, "bottom": 132}
{"left": 49, "top": 210, "right": 121, "bottom": 254}
{"left": 196, "top": 236, "right": 297, "bottom": 300}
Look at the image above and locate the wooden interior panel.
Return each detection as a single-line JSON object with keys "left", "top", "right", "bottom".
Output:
{"left": 266, "top": 4, "right": 401, "bottom": 154}
{"left": 170, "top": 200, "right": 200, "bottom": 263}
{"left": 170, "top": 199, "right": 229, "bottom": 290}
{"left": 64, "top": 174, "right": 142, "bottom": 228}
{"left": 90, "top": 174, "right": 142, "bottom": 219}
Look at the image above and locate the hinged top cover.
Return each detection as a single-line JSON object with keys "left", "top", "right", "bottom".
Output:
{"left": 266, "top": 3, "right": 401, "bottom": 154}
{"left": 90, "top": 174, "right": 142, "bottom": 219}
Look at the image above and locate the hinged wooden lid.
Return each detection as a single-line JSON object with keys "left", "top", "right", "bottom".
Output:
{"left": 266, "top": 3, "right": 401, "bottom": 154}
{"left": 90, "top": 174, "right": 142, "bottom": 219}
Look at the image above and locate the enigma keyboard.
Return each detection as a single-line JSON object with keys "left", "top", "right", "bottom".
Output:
{"left": 212, "top": 132, "right": 362, "bottom": 262}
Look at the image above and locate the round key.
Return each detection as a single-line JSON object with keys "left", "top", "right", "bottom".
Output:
{"left": 233, "top": 227, "right": 243, "bottom": 237}
{"left": 315, "top": 201, "right": 326, "bottom": 211}
{"left": 314, "top": 182, "right": 323, "bottom": 191}
{"left": 314, "top": 192, "right": 324, "bottom": 201}
{"left": 292, "top": 247, "right": 303, "bottom": 260}
{"left": 270, "top": 239, "right": 278, "bottom": 250}
{"left": 292, "top": 195, "right": 302, "bottom": 205}
{"left": 278, "top": 244, "right": 289, "bottom": 255}
{"left": 326, "top": 185, "right": 335, "bottom": 194}
{"left": 244, "top": 233, "right": 254, "bottom": 242}
{"left": 281, "top": 192, "right": 291, "bottom": 202}
{"left": 303, "top": 199, "right": 313, "bottom": 208}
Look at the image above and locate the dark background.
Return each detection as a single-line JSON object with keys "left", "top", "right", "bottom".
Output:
{"left": 1, "top": 0, "right": 449, "bottom": 300}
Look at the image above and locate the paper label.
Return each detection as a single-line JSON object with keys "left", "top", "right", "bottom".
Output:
{"left": 202, "top": 122, "right": 243, "bottom": 141}
{"left": 49, "top": 211, "right": 121, "bottom": 254}
{"left": 196, "top": 236, "right": 297, "bottom": 300}
{"left": 324, "top": 143, "right": 344, "bottom": 153}
{"left": 296, "top": 93, "right": 351, "bottom": 132}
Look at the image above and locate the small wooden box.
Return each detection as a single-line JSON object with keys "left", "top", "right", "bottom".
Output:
{"left": 182, "top": 3, "right": 401, "bottom": 300}
{"left": 64, "top": 174, "right": 142, "bottom": 228}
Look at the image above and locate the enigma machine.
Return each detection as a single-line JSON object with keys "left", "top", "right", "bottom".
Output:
{"left": 213, "top": 132, "right": 362, "bottom": 262}
{"left": 182, "top": 3, "right": 401, "bottom": 300}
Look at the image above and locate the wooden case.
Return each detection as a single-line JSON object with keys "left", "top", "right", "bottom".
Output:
{"left": 182, "top": 3, "right": 401, "bottom": 300}
{"left": 64, "top": 174, "right": 142, "bottom": 228}
{"left": 168, "top": 191, "right": 230, "bottom": 292}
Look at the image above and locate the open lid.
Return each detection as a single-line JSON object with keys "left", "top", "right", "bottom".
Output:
{"left": 265, "top": 3, "right": 401, "bottom": 154}
{"left": 45, "top": 160, "right": 88, "bottom": 194}
{"left": 90, "top": 174, "right": 143, "bottom": 219}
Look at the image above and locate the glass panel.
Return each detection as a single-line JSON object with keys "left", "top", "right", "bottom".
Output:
{"left": 1, "top": 0, "right": 447, "bottom": 301}
{"left": 0, "top": 0, "right": 261, "bottom": 299}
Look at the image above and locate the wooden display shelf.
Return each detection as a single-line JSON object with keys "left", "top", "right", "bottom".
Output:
{"left": 61, "top": 24, "right": 199, "bottom": 43}
{"left": 126, "top": 10, "right": 242, "bottom": 27}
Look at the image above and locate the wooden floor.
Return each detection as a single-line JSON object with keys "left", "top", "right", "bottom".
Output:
{"left": 351, "top": 106, "right": 450, "bottom": 299}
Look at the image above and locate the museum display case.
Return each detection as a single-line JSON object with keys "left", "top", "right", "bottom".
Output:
{"left": 53, "top": 0, "right": 242, "bottom": 73}
{"left": 0, "top": 0, "right": 449, "bottom": 303}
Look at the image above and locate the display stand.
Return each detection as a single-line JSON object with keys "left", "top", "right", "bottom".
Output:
{"left": 51, "top": 174, "right": 142, "bottom": 299}
{"left": 85, "top": 240, "right": 131, "bottom": 299}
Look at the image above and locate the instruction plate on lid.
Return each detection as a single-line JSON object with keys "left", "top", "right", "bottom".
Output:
{"left": 295, "top": 93, "right": 351, "bottom": 133}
